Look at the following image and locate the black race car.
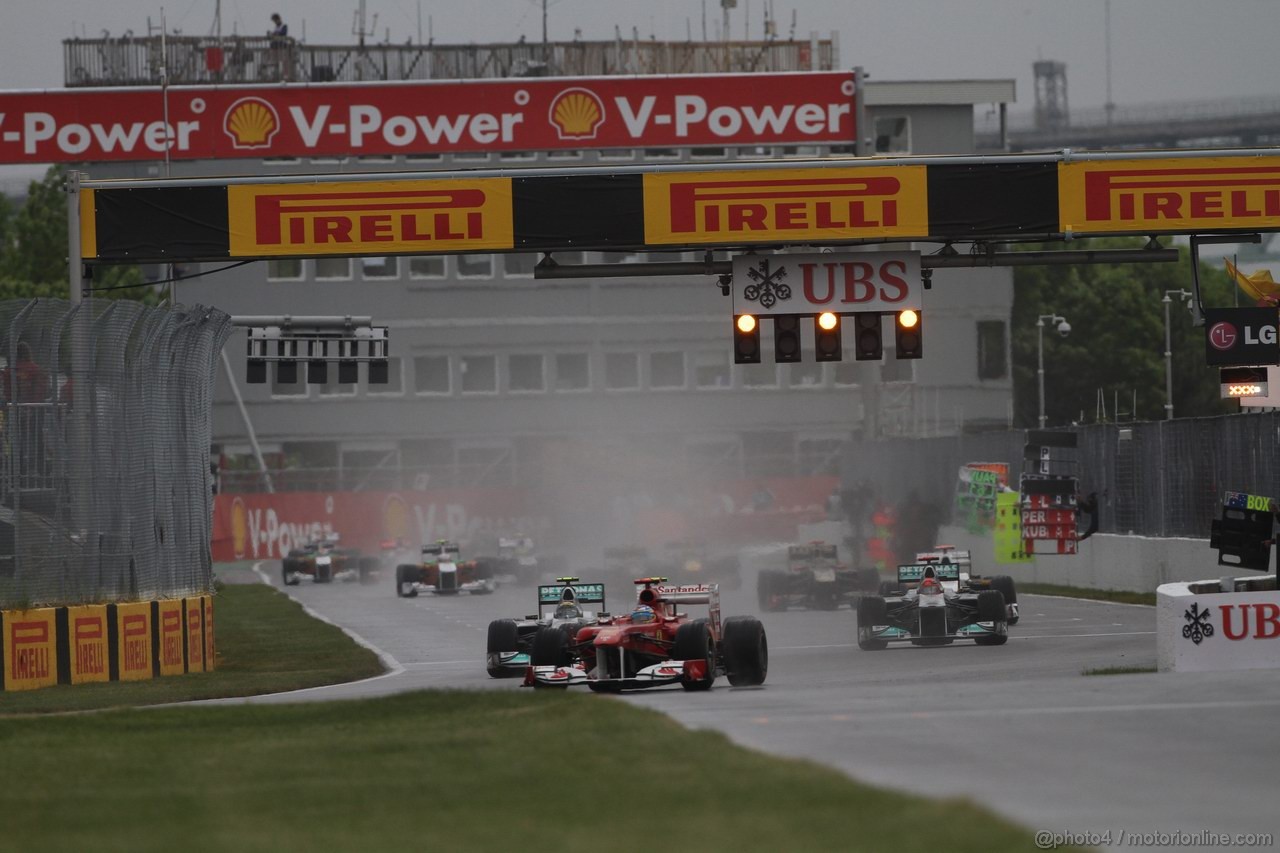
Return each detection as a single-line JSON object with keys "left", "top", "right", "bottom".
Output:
{"left": 856, "top": 562, "right": 1009, "bottom": 650}
{"left": 485, "top": 577, "right": 606, "bottom": 677}
{"left": 757, "top": 542, "right": 879, "bottom": 611}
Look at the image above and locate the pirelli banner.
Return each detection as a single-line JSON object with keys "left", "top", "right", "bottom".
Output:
{"left": 79, "top": 151, "right": 1280, "bottom": 264}
{"left": 0, "top": 596, "right": 213, "bottom": 692}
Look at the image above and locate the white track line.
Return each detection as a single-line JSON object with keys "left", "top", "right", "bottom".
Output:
{"left": 247, "top": 561, "right": 407, "bottom": 696}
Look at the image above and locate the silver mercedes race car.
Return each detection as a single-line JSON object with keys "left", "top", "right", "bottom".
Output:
{"left": 856, "top": 562, "right": 1010, "bottom": 650}
{"left": 485, "top": 577, "right": 606, "bottom": 678}
{"left": 913, "top": 546, "right": 1020, "bottom": 625}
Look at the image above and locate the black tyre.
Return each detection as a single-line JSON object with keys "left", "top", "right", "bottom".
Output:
{"left": 282, "top": 560, "right": 300, "bottom": 587}
{"left": 723, "top": 615, "right": 768, "bottom": 686}
{"left": 855, "top": 567, "right": 882, "bottom": 593}
{"left": 672, "top": 618, "right": 716, "bottom": 691}
{"left": 856, "top": 595, "right": 889, "bottom": 651}
{"left": 878, "top": 580, "right": 904, "bottom": 597}
{"left": 989, "top": 575, "right": 1019, "bottom": 625}
{"left": 756, "top": 570, "right": 775, "bottom": 611}
{"left": 531, "top": 626, "right": 571, "bottom": 668}
{"left": 395, "top": 564, "right": 419, "bottom": 598}
{"left": 974, "top": 590, "right": 1009, "bottom": 646}
{"left": 487, "top": 619, "right": 520, "bottom": 654}
{"left": 314, "top": 561, "right": 333, "bottom": 583}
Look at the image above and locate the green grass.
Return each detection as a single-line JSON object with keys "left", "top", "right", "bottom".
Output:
{"left": 0, "top": 583, "right": 384, "bottom": 714}
{"left": 0, "top": 689, "right": 1076, "bottom": 853}
{"left": 1083, "top": 665, "right": 1159, "bottom": 676}
{"left": 1020, "top": 582, "right": 1156, "bottom": 606}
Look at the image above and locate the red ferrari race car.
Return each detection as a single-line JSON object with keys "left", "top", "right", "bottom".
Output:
{"left": 523, "top": 577, "right": 767, "bottom": 692}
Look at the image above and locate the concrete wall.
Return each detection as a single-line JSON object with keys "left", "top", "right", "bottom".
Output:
{"left": 935, "top": 524, "right": 1272, "bottom": 592}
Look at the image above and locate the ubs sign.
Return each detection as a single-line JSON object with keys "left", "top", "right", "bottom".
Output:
{"left": 730, "top": 251, "right": 923, "bottom": 316}
{"left": 1204, "top": 307, "right": 1280, "bottom": 366}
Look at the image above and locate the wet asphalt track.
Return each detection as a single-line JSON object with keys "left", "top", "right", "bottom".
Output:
{"left": 226, "top": 563, "right": 1280, "bottom": 848}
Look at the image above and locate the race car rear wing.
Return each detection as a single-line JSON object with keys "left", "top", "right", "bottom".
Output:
{"left": 915, "top": 549, "right": 971, "bottom": 567}
{"left": 898, "top": 563, "right": 960, "bottom": 584}
{"left": 538, "top": 582, "right": 606, "bottom": 606}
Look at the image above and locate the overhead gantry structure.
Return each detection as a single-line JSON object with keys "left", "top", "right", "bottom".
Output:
{"left": 69, "top": 146, "right": 1280, "bottom": 326}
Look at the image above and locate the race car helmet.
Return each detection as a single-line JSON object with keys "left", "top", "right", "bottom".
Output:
{"left": 554, "top": 602, "right": 583, "bottom": 620}
{"left": 630, "top": 604, "right": 657, "bottom": 624}
{"left": 919, "top": 576, "right": 943, "bottom": 595}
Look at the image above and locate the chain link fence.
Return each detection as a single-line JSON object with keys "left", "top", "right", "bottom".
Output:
{"left": 1, "top": 298, "right": 232, "bottom": 608}
{"left": 841, "top": 413, "right": 1280, "bottom": 540}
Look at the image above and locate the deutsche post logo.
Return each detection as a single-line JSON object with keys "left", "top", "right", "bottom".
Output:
{"left": 227, "top": 179, "right": 515, "bottom": 257}
{"left": 643, "top": 166, "right": 929, "bottom": 245}
{"left": 1059, "top": 156, "right": 1280, "bottom": 233}
{"left": 231, "top": 497, "right": 249, "bottom": 560}
{"left": 549, "top": 87, "right": 605, "bottom": 140}
{"left": 223, "top": 97, "right": 281, "bottom": 149}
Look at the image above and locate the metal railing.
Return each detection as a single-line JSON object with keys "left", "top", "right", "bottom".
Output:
{"left": 1, "top": 299, "right": 232, "bottom": 608}
{"left": 63, "top": 35, "right": 837, "bottom": 87}
{"left": 840, "top": 412, "right": 1280, "bottom": 540}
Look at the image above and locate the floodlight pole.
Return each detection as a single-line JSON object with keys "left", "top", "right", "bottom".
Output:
{"left": 1036, "top": 314, "right": 1067, "bottom": 429}
{"left": 1163, "top": 289, "right": 1193, "bottom": 420}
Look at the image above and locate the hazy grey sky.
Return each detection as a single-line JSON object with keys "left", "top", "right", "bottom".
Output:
{"left": 3, "top": 0, "right": 1278, "bottom": 109}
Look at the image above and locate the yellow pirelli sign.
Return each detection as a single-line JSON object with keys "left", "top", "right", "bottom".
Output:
{"left": 643, "top": 166, "right": 929, "bottom": 245}
{"left": 2, "top": 608, "right": 58, "bottom": 691}
{"left": 1060, "top": 156, "right": 1280, "bottom": 234}
{"left": 227, "top": 179, "right": 515, "bottom": 257}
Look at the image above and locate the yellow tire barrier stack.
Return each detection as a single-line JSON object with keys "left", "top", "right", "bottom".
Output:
{"left": 0, "top": 595, "right": 214, "bottom": 692}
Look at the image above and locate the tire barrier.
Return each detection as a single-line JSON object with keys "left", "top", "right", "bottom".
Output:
{"left": 0, "top": 595, "right": 214, "bottom": 692}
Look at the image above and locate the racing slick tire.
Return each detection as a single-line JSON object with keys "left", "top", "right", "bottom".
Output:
{"left": 856, "top": 596, "right": 890, "bottom": 651}
{"left": 757, "top": 570, "right": 786, "bottom": 612}
{"left": 989, "top": 575, "right": 1019, "bottom": 625}
{"left": 854, "top": 567, "right": 882, "bottom": 593}
{"left": 723, "top": 615, "right": 768, "bottom": 686}
{"left": 486, "top": 619, "right": 522, "bottom": 678}
{"left": 395, "top": 564, "right": 420, "bottom": 598}
{"left": 281, "top": 560, "right": 300, "bottom": 587}
{"left": 878, "top": 580, "right": 904, "bottom": 597}
{"left": 974, "top": 590, "right": 1009, "bottom": 646}
{"left": 531, "top": 625, "right": 571, "bottom": 668}
{"left": 672, "top": 618, "right": 716, "bottom": 691}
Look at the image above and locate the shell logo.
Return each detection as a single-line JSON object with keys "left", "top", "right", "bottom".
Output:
{"left": 231, "top": 497, "right": 249, "bottom": 559}
{"left": 383, "top": 494, "right": 412, "bottom": 542}
{"left": 548, "top": 87, "right": 606, "bottom": 140}
{"left": 223, "top": 97, "right": 281, "bottom": 149}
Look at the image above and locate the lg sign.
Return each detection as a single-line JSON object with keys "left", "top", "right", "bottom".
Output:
{"left": 1203, "top": 307, "right": 1280, "bottom": 367}
{"left": 1208, "top": 321, "right": 1237, "bottom": 351}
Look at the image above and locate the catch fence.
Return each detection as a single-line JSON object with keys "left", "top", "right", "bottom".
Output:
{"left": 840, "top": 413, "right": 1280, "bottom": 540}
{"left": 1, "top": 298, "right": 232, "bottom": 608}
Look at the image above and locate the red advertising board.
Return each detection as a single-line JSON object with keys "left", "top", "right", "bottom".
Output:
{"left": 211, "top": 476, "right": 838, "bottom": 562}
{"left": 0, "top": 72, "right": 854, "bottom": 165}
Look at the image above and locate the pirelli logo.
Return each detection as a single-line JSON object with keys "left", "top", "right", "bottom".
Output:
{"left": 643, "top": 167, "right": 929, "bottom": 245}
{"left": 1060, "top": 157, "right": 1280, "bottom": 232}
{"left": 227, "top": 179, "right": 515, "bottom": 257}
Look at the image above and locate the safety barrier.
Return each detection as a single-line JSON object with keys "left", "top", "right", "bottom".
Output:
{"left": 0, "top": 595, "right": 214, "bottom": 692}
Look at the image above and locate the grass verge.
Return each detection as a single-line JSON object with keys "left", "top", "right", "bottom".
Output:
{"left": 1083, "top": 665, "right": 1158, "bottom": 676}
{"left": 0, "top": 689, "right": 1078, "bottom": 853}
{"left": 1020, "top": 582, "right": 1156, "bottom": 607}
{"left": 0, "top": 583, "right": 384, "bottom": 714}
